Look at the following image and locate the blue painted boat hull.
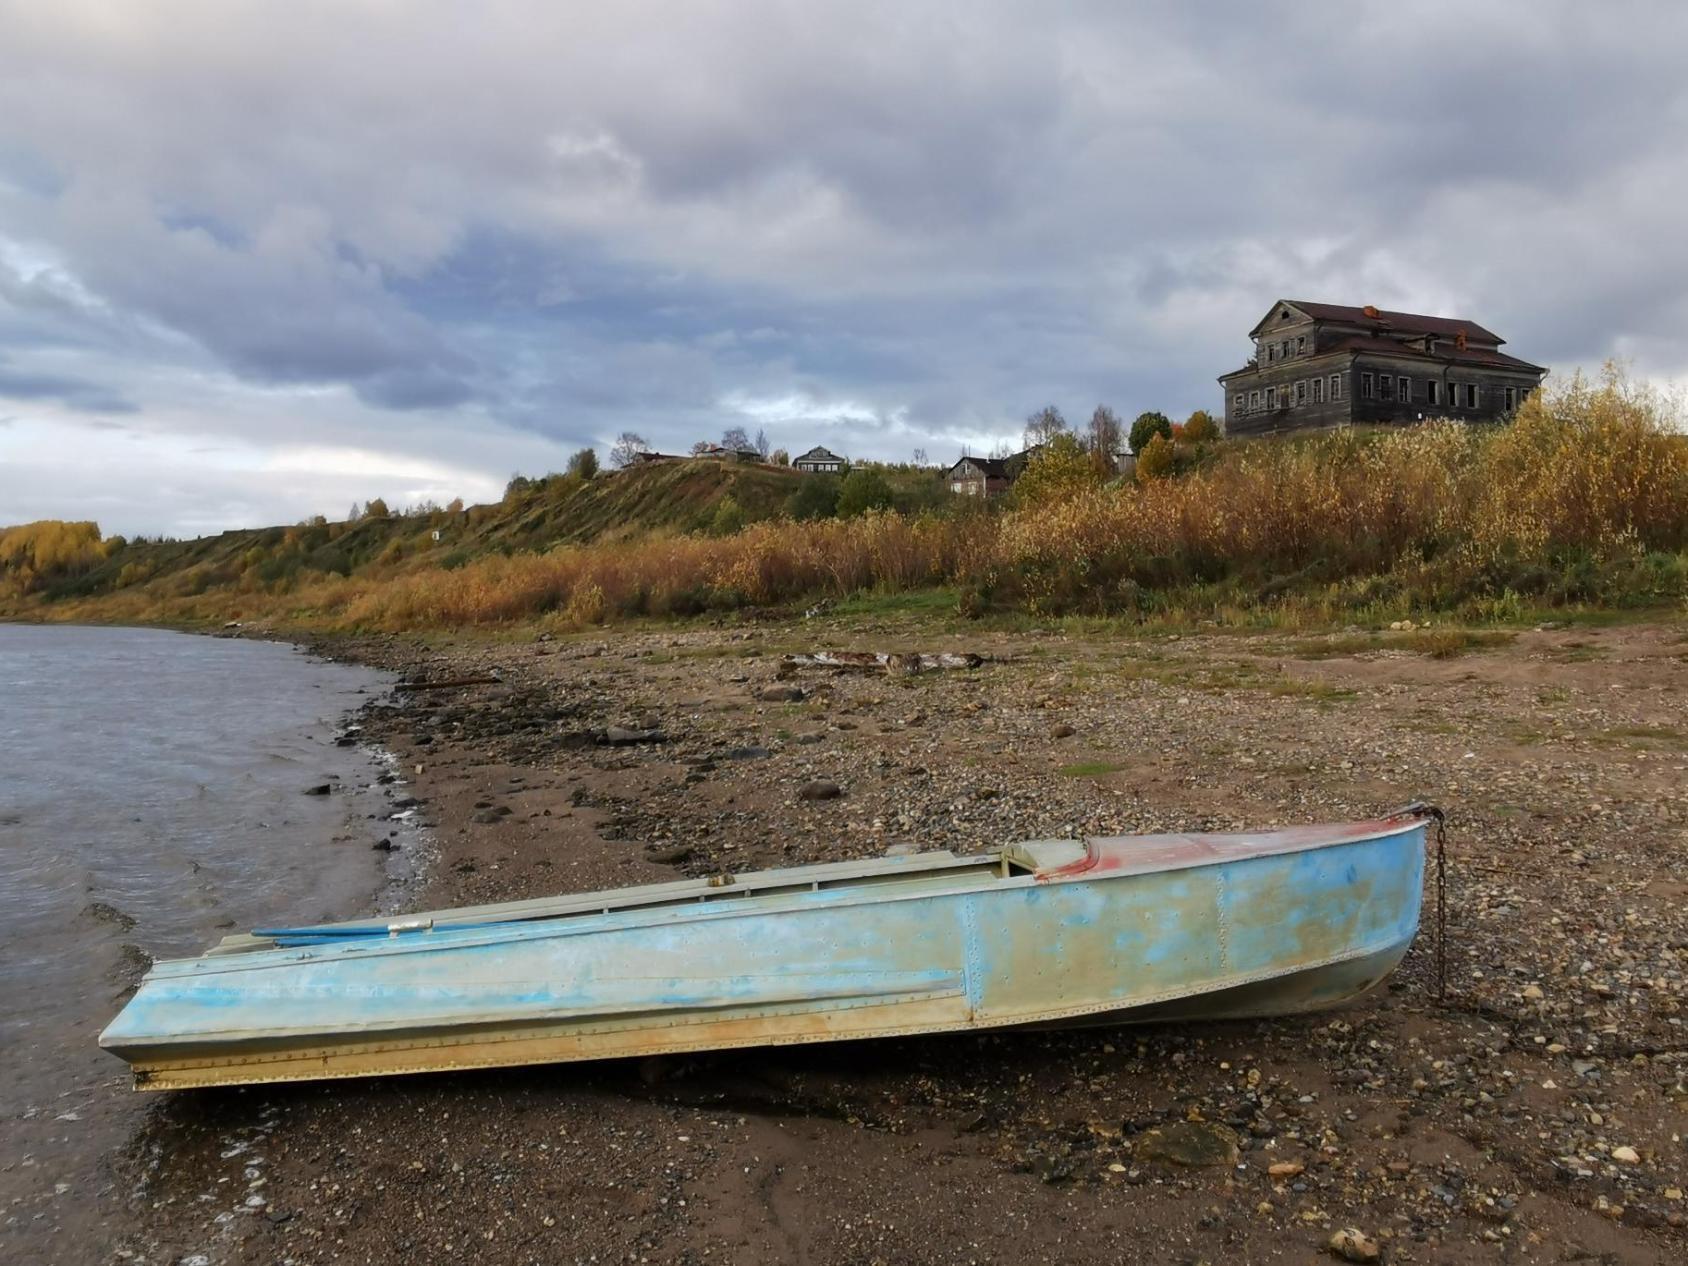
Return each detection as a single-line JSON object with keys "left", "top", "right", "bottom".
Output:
{"left": 100, "top": 814, "right": 1430, "bottom": 1089}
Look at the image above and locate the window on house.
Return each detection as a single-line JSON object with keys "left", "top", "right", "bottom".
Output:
{"left": 1265, "top": 386, "right": 1277, "bottom": 409}
{"left": 1330, "top": 374, "right": 1342, "bottom": 401}
{"left": 1249, "top": 389, "right": 1260, "bottom": 410}
{"left": 1280, "top": 340, "right": 1290, "bottom": 360}
{"left": 1504, "top": 386, "right": 1517, "bottom": 411}
{"left": 1361, "top": 372, "right": 1375, "bottom": 399}
{"left": 1399, "top": 376, "right": 1411, "bottom": 403}
{"left": 1380, "top": 375, "right": 1394, "bottom": 401}
{"left": 1295, "top": 380, "right": 1308, "bottom": 405}
{"left": 1466, "top": 383, "right": 1479, "bottom": 409}
{"left": 1267, "top": 344, "right": 1277, "bottom": 363}
{"left": 1233, "top": 393, "right": 1245, "bottom": 413}
{"left": 1312, "top": 377, "right": 1325, "bottom": 404}
{"left": 1295, "top": 335, "right": 1306, "bottom": 356}
{"left": 1448, "top": 382, "right": 1460, "bottom": 408}
{"left": 1427, "top": 381, "right": 1440, "bottom": 407}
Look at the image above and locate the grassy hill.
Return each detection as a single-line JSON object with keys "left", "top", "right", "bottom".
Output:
{"left": 0, "top": 457, "right": 838, "bottom": 614}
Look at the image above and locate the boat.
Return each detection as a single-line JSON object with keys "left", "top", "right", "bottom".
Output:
{"left": 100, "top": 806, "right": 1441, "bottom": 1091}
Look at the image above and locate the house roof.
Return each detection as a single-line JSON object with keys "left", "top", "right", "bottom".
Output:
{"left": 1254, "top": 300, "right": 1505, "bottom": 346}
{"left": 794, "top": 446, "right": 844, "bottom": 463}
{"left": 946, "top": 454, "right": 1011, "bottom": 479}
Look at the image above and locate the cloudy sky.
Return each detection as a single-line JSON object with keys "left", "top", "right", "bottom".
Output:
{"left": 2, "top": 2, "right": 1686, "bottom": 536}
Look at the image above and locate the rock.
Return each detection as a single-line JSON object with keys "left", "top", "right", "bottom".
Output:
{"left": 371, "top": 839, "right": 398, "bottom": 852}
{"left": 646, "top": 844, "right": 694, "bottom": 865}
{"left": 723, "top": 746, "right": 771, "bottom": 761}
{"left": 303, "top": 783, "right": 331, "bottom": 796}
{"left": 1611, "top": 1145, "right": 1640, "bottom": 1164}
{"left": 603, "top": 725, "right": 668, "bottom": 745}
{"left": 1268, "top": 1161, "right": 1305, "bottom": 1178}
{"left": 798, "top": 780, "right": 843, "bottom": 801}
{"left": 1049, "top": 723, "right": 1076, "bottom": 739}
{"left": 85, "top": 900, "right": 138, "bottom": 931}
{"left": 1327, "top": 1228, "right": 1380, "bottom": 1262}
{"left": 1521, "top": 984, "right": 1544, "bottom": 1000}
{"left": 472, "top": 809, "right": 504, "bottom": 825}
{"left": 1138, "top": 1122, "right": 1239, "bottom": 1168}
{"left": 759, "top": 685, "right": 805, "bottom": 703}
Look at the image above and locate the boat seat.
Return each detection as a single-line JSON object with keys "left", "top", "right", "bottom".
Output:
{"left": 1001, "top": 839, "right": 1090, "bottom": 874}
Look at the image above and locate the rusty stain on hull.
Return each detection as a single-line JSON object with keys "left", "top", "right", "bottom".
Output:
{"left": 102, "top": 813, "right": 1433, "bottom": 1091}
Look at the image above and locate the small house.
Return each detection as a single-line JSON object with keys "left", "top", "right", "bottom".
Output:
{"left": 792, "top": 445, "right": 846, "bottom": 474}
{"left": 945, "top": 446, "right": 1041, "bottom": 498}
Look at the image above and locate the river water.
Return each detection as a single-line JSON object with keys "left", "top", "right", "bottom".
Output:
{"left": 0, "top": 624, "right": 402, "bottom": 1263}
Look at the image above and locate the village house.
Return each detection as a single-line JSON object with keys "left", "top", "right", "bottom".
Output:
{"left": 945, "top": 447, "right": 1040, "bottom": 497}
{"left": 693, "top": 444, "right": 763, "bottom": 463}
{"left": 792, "top": 445, "right": 847, "bottom": 474}
{"left": 1219, "top": 300, "right": 1548, "bottom": 437}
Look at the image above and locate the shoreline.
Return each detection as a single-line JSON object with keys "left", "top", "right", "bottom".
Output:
{"left": 0, "top": 626, "right": 414, "bottom": 1266}
{"left": 104, "top": 615, "right": 1688, "bottom": 1264}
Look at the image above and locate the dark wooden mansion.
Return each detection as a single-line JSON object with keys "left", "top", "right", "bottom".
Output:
{"left": 1220, "top": 300, "right": 1547, "bottom": 436}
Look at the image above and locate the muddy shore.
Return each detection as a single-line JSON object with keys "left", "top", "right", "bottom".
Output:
{"left": 108, "top": 615, "right": 1687, "bottom": 1264}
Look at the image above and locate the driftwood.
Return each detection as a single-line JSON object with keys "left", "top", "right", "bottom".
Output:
{"left": 781, "top": 651, "right": 984, "bottom": 676}
{"left": 395, "top": 673, "right": 503, "bottom": 691}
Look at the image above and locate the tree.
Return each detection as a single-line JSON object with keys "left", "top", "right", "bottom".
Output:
{"left": 609, "top": 431, "right": 650, "bottom": 468}
{"left": 445, "top": 498, "right": 464, "bottom": 515}
{"left": 1012, "top": 432, "right": 1101, "bottom": 505}
{"left": 1129, "top": 411, "right": 1174, "bottom": 454}
{"left": 710, "top": 494, "right": 746, "bottom": 536}
{"left": 363, "top": 498, "right": 390, "bottom": 519}
{"left": 720, "top": 425, "right": 752, "bottom": 453}
{"left": 1087, "top": 405, "right": 1123, "bottom": 474}
{"left": 912, "top": 447, "right": 929, "bottom": 467}
{"left": 786, "top": 474, "right": 841, "bottom": 520}
{"left": 770, "top": 448, "right": 790, "bottom": 466}
{"left": 1135, "top": 432, "right": 1175, "bottom": 482}
{"left": 1023, "top": 405, "right": 1068, "bottom": 449}
{"left": 835, "top": 468, "right": 893, "bottom": 518}
{"left": 1183, "top": 410, "right": 1221, "bottom": 443}
{"left": 567, "top": 447, "right": 599, "bottom": 479}
{"left": 754, "top": 428, "right": 770, "bottom": 459}
{"left": 690, "top": 439, "right": 715, "bottom": 456}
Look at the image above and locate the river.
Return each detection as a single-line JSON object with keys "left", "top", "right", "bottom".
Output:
{"left": 0, "top": 624, "right": 406, "bottom": 1264}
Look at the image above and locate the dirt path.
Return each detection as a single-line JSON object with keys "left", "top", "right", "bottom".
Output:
{"left": 110, "top": 616, "right": 1688, "bottom": 1264}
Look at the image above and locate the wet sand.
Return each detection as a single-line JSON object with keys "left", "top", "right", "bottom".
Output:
{"left": 94, "top": 616, "right": 1688, "bottom": 1263}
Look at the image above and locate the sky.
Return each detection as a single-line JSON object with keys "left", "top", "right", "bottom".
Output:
{"left": 2, "top": 2, "right": 1687, "bottom": 537}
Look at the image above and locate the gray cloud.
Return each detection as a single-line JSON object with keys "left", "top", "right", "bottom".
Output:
{"left": 0, "top": 1, "right": 1685, "bottom": 534}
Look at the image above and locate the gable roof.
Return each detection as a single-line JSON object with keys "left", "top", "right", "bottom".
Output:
{"left": 794, "top": 445, "right": 844, "bottom": 463}
{"left": 946, "top": 454, "right": 1011, "bottom": 479}
{"left": 1252, "top": 300, "right": 1505, "bottom": 346}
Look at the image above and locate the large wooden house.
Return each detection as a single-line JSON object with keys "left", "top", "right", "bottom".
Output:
{"left": 1219, "top": 300, "right": 1547, "bottom": 436}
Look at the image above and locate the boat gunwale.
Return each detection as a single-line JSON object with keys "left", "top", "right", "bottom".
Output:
{"left": 126, "top": 815, "right": 1431, "bottom": 984}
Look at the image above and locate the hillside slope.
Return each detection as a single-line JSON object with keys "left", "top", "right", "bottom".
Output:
{"left": 2, "top": 458, "right": 814, "bottom": 610}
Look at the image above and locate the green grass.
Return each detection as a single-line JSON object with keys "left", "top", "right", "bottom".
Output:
{"left": 1058, "top": 761, "right": 1126, "bottom": 778}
